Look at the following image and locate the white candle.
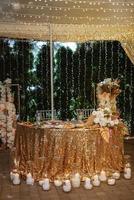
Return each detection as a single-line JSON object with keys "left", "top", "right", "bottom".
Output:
{"left": 84, "top": 178, "right": 93, "bottom": 190}
{"left": 26, "top": 173, "right": 34, "bottom": 185}
{"left": 10, "top": 169, "right": 18, "bottom": 181}
{"left": 124, "top": 167, "right": 131, "bottom": 179}
{"left": 92, "top": 175, "right": 100, "bottom": 186}
{"left": 99, "top": 170, "right": 107, "bottom": 181}
{"left": 125, "top": 163, "right": 131, "bottom": 168}
{"left": 107, "top": 178, "right": 116, "bottom": 185}
{"left": 54, "top": 180, "right": 62, "bottom": 187}
{"left": 10, "top": 172, "right": 15, "bottom": 181}
{"left": 71, "top": 173, "right": 81, "bottom": 188}
{"left": 39, "top": 179, "right": 45, "bottom": 186}
{"left": 42, "top": 178, "right": 50, "bottom": 191}
{"left": 13, "top": 173, "right": 20, "bottom": 185}
{"left": 112, "top": 172, "right": 120, "bottom": 180}
{"left": 63, "top": 180, "right": 71, "bottom": 192}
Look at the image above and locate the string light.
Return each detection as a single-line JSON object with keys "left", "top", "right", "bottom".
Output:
{"left": 104, "top": 41, "right": 107, "bottom": 78}
{"left": 40, "top": 43, "right": 44, "bottom": 110}
{"left": 14, "top": 3, "right": 134, "bottom": 13}
{"left": 117, "top": 42, "right": 120, "bottom": 77}
{"left": 129, "top": 64, "right": 133, "bottom": 133}
{"left": 46, "top": 42, "right": 49, "bottom": 108}
{"left": 116, "top": 42, "right": 120, "bottom": 109}
{"left": 123, "top": 54, "right": 127, "bottom": 120}
{"left": 2, "top": 40, "right": 6, "bottom": 79}
{"left": 71, "top": 49, "right": 74, "bottom": 97}
{"left": 66, "top": 46, "right": 69, "bottom": 118}
{"left": 0, "top": 0, "right": 134, "bottom": 43}
{"left": 91, "top": 42, "right": 94, "bottom": 87}
{"left": 16, "top": 41, "right": 19, "bottom": 79}
{"left": 59, "top": 46, "right": 62, "bottom": 117}
{"left": 9, "top": 42, "right": 12, "bottom": 77}
{"left": 84, "top": 42, "right": 87, "bottom": 105}
{"left": 78, "top": 44, "right": 81, "bottom": 97}
{"left": 98, "top": 41, "right": 102, "bottom": 81}
{"left": 110, "top": 41, "right": 113, "bottom": 79}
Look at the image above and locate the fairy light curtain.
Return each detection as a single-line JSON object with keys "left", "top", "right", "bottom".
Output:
{"left": 0, "top": 38, "right": 51, "bottom": 121}
{"left": 0, "top": 0, "right": 134, "bottom": 64}
{"left": 54, "top": 41, "right": 134, "bottom": 135}
{"left": 0, "top": 38, "right": 134, "bottom": 133}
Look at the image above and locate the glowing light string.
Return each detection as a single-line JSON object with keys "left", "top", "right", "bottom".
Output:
{"left": 117, "top": 42, "right": 120, "bottom": 76}
{"left": 129, "top": 64, "right": 133, "bottom": 133}
{"left": 2, "top": 40, "right": 5, "bottom": 79}
{"left": 40, "top": 42, "right": 44, "bottom": 109}
{"left": 16, "top": 41, "right": 19, "bottom": 80}
{"left": 110, "top": 41, "right": 113, "bottom": 79}
{"left": 22, "top": 40, "right": 25, "bottom": 93}
{"left": 46, "top": 42, "right": 49, "bottom": 107}
{"left": 71, "top": 48, "right": 74, "bottom": 97}
{"left": 84, "top": 42, "right": 87, "bottom": 106}
{"left": 104, "top": 41, "right": 107, "bottom": 78}
{"left": 98, "top": 41, "right": 101, "bottom": 81}
{"left": 9, "top": 42, "right": 12, "bottom": 78}
{"left": 78, "top": 44, "right": 81, "bottom": 97}
{"left": 59, "top": 46, "right": 62, "bottom": 117}
{"left": 117, "top": 42, "right": 120, "bottom": 108}
{"left": 123, "top": 54, "right": 127, "bottom": 120}
{"left": 66, "top": 46, "right": 69, "bottom": 117}
{"left": 91, "top": 42, "right": 94, "bottom": 83}
{"left": 91, "top": 42, "right": 94, "bottom": 108}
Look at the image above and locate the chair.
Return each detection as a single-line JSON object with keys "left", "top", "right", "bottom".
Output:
{"left": 76, "top": 108, "right": 95, "bottom": 120}
{"left": 36, "top": 110, "right": 57, "bottom": 122}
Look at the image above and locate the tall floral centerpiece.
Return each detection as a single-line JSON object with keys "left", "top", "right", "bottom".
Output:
{"left": 86, "top": 78, "right": 128, "bottom": 142}
{"left": 96, "top": 78, "right": 121, "bottom": 113}
{"left": 0, "top": 79, "right": 16, "bottom": 148}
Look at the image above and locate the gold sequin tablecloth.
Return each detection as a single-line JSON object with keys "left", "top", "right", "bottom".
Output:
{"left": 12, "top": 123, "right": 124, "bottom": 181}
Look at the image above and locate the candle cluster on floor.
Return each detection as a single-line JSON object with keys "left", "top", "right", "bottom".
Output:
{"left": 10, "top": 163, "right": 132, "bottom": 192}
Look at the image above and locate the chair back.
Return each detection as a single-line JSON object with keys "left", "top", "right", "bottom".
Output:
{"left": 76, "top": 109, "right": 95, "bottom": 120}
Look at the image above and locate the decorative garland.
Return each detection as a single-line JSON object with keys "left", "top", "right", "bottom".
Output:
{"left": 0, "top": 79, "right": 16, "bottom": 149}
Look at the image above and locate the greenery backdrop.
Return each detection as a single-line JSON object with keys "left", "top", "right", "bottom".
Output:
{"left": 0, "top": 38, "right": 134, "bottom": 134}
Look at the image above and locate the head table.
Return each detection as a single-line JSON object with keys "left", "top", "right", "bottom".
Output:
{"left": 11, "top": 122, "right": 124, "bottom": 181}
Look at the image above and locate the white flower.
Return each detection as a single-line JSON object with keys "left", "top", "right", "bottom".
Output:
{"left": 92, "top": 111, "right": 97, "bottom": 116}
{"left": 4, "top": 78, "right": 12, "bottom": 84}
{"left": 114, "top": 119, "right": 119, "bottom": 125}
{"left": 103, "top": 78, "right": 111, "bottom": 84}
{"left": 97, "top": 111, "right": 104, "bottom": 118}
{"left": 0, "top": 79, "right": 16, "bottom": 148}
{"left": 94, "top": 117, "right": 100, "bottom": 124}
{"left": 99, "top": 118, "right": 107, "bottom": 127}
{"left": 110, "top": 121, "right": 115, "bottom": 127}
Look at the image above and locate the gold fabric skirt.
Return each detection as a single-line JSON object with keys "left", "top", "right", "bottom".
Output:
{"left": 11, "top": 123, "right": 124, "bottom": 181}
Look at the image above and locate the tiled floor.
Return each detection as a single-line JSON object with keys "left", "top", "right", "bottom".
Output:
{"left": 0, "top": 140, "right": 134, "bottom": 200}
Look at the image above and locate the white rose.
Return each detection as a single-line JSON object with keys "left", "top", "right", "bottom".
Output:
{"left": 104, "top": 107, "right": 111, "bottom": 112}
{"left": 97, "top": 111, "right": 104, "bottom": 118}
{"left": 92, "top": 111, "right": 97, "bottom": 116}
{"left": 110, "top": 121, "right": 115, "bottom": 127}
{"left": 99, "top": 118, "right": 107, "bottom": 127}
{"left": 94, "top": 117, "right": 100, "bottom": 124}
{"left": 114, "top": 119, "right": 119, "bottom": 125}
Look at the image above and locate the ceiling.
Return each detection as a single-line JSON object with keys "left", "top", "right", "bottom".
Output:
{"left": 0, "top": 0, "right": 134, "bottom": 41}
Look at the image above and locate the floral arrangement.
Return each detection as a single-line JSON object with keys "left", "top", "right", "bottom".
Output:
{"left": 92, "top": 107, "right": 119, "bottom": 127}
{"left": 86, "top": 78, "right": 128, "bottom": 142}
{"left": 0, "top": 79, "right": 16, "bottom": 149}
{"left": 96, "top": 78, "right": 121, "bottom": 113}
